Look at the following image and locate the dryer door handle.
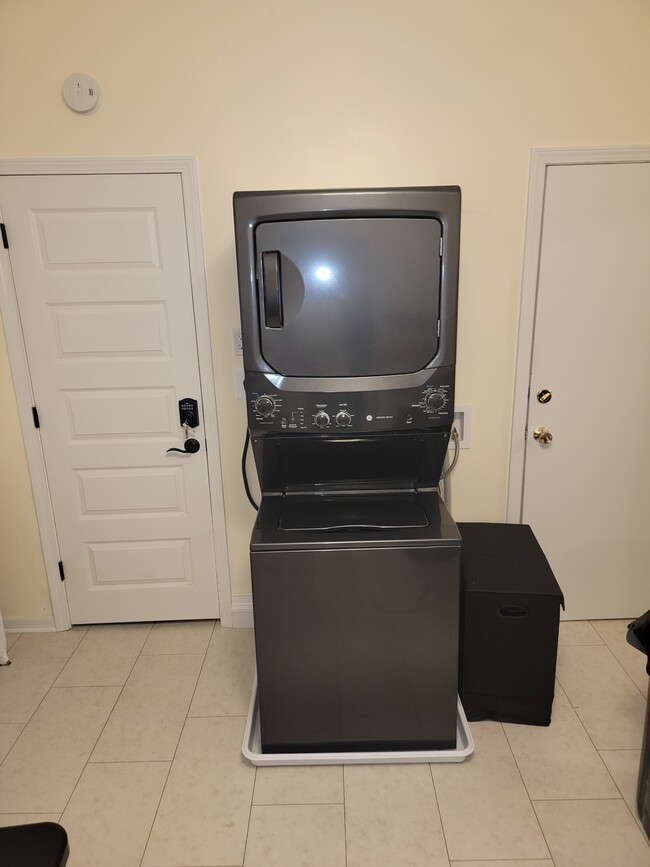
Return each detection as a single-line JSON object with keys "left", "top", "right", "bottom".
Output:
{"left": 261, "top": 251, "right": 283, "bottom": 328}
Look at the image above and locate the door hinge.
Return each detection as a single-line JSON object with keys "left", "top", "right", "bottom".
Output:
{"left": 58, "top": 561, "right": 65, "bottom": 582}
{"left": 32, "top": 406, "right": 40, "bottom": 429}
{"left": 439, "top": 236, "right": 443, "bottom": 256}
{"left": 524, "top": 426, "right": 528, "bottom": 441}
{"left": 0, "top": 223, "right": 8, "bottom": 249}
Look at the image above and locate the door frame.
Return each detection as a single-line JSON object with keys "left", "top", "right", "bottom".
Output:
{"left": 506, "top": 144, "right": 650, "bottom": 522}
{"left": 0, "top": 156, "right": 232, "bottom": 629}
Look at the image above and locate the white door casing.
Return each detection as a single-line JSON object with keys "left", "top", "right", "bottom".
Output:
{"left": 0, "top": 160, "right": 231, "bottom": 626}
{"left": 509, "top": 148, "right": 650, "bottom": 619}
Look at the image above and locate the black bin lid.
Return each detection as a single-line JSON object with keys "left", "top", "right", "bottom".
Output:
{"left": 458, "top": 522, "right": 564, "bottom": 604}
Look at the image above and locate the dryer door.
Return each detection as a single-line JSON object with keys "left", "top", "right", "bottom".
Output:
{"left": 254, "top": 217, "right": 441, "bottom": 377}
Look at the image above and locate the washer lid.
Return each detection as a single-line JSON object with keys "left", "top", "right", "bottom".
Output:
{"left": 251, "top": 491, "right": 460, "bottom": 551}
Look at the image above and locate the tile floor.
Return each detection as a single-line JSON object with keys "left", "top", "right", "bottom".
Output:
{"left": 0, "top": 619, "right": 648, "bottom": 866}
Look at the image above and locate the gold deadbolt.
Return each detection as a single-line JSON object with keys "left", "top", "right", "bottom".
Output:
{"left": 537, "top": 388, "right": 552, "bottom": 404}
{"left": 533, "top": 426, "right": 553, "bottom": 444}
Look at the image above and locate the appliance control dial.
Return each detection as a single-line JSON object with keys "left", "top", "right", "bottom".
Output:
{"left": 314, "top": 411, "right": 330, "bottom": 429}
{"left": 424, "top": 390, "right": 447, "bottom": 412}
{"left": 254, "top": 395, "right": 276, "bottom": 418}
{"left": 335, "top": 410, "right": 352, "bottom": 427}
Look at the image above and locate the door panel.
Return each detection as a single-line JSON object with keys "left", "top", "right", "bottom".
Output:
{"left": 0, "top": 173, "right": 219, "bottom": 623}
{"left": 76, "top": 466, "right": 186, "bottom": 514}
{"left": 52, "top": 303, "right": 170, "bottom": 356}
{"left": 64, "top": 387, "right": 176, "bottom": 436}
{"left": 522, "top": 162, "right": 650, "bottom": 619}
{"left": 33, "top": 206, "right": 159, "bottom": 266}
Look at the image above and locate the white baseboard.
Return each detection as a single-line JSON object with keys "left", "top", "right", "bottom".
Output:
{"left": 4, "top": 615, "right": 56, "bottom": 632}
{"left": 5, "top": 608, "right": 254, "bottom": 632}
{"left": 231, "top": 595, "right": 254, "bottom": 629}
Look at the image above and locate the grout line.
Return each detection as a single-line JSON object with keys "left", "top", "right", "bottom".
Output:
{"left": 554, "top": 680, "right": 620, "bottom": 773}
{"left": 599, "top": 747, "right": 643, "bottom": 751}
{"left": 551, "top": 679, "right": 650, "bottom": 836}
{"left": 3, "top": 683, "right": 124, "bottom": 820}
{"left": 0, "top": 656, "right": 75, "bottom": 767}
{"left": 50, "top": 626, "right": 95, "bottom": 686}
{"left": 83, "top": 621, "right": 153, "bottom": 738}
{"left": 251, "top": 799, "right": 345, "bottom": 807}
{"left": 447, "top": 860, "right": 556, "bottom": 865}
{"left": 532, "top": 793, "right": 650, "bottom": 850}
{"left": 0, "top": 722, "right": 26, "bottom": 768}
{"left": 138, "top": 619, "right": 216, "bottom": 867}
{"left": 555, "top": 642, "right": 647, "bottom": 731}
{"left": 587, "top": 621, "right": 648, "bottom": 700}
{"left": 428, "top": 762, "right": 451, "bottom": 866}
{"left": 59, "top": 624, "right": 152, "bottom": 846}
{"left": 498, "top": 721, "right": 553, "bottom": 861}
{"left": 532, "top": 795, "right": 630, "bottom": 801}
{"left": 79, "top": 758, "right": 173, "bottom": 765}
{"left": 187, "top": 713, "right": 249, "bottom": 719}
{"left": 242, "top": 766, "right": 257, "bottom": 867}
{"left": 596, "top": 745, "right": 650, "bottom": 847}
{"left": 51, "top": 683, "right": 128, "bottom": 689}
{"left": 532, "top": 796, "right": 637, "bottom": 803}
{"left": 58, "top": 685, "right": 127, "bottom": 819}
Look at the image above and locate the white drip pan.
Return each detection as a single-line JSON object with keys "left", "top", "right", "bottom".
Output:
{"left": 242, "top": 676, "right": 474, "bottom": 766}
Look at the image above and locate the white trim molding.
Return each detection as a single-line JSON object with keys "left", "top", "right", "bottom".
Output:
{"left": 4, "top": 616, "right": 56, "bottom": 632}
{"left": 507, "top": 145, "right": 650, "bottom": 522}
{"left": 231, "top": 595, "right": 254, "bottom": 629}
{"left": 0, "top": 156, "right": 233, "bottom": 629}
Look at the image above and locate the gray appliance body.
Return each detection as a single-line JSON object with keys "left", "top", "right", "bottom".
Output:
{"left": 234, "top": 187, "right": 461, "bottom": 753}
{"left": 252, "top": 492, "right": 460, "bottom": 752}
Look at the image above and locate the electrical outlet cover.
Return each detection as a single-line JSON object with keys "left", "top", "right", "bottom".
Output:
{"left": 452, "top": 405, "right": 472, "bottom": 449}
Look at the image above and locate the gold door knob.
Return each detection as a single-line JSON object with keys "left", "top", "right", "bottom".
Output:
{"left": 533, "top": 426, "right": 553, "bottom": 444}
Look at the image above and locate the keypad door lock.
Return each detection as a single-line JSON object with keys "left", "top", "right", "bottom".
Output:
{"left": 178, "top": 398, "right": 199, "bottom": 428}
{"left": 166, "top": 398, "right": 201, "bottom": 454}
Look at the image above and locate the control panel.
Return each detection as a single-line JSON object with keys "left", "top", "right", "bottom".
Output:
{"left": 245, "top": 368, "right": 455, "bottom": 434}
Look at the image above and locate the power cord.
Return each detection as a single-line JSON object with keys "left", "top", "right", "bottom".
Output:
{"left": 440, "top": 427, "right": 460, "bottom": 481}
{"left": 242, "top": 429, "right": 259, "bottom": 511}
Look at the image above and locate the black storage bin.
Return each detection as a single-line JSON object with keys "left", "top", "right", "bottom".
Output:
{"left": 457, "top": 522, "right": 564, "bottom": 726}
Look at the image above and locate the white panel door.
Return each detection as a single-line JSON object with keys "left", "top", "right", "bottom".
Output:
{"left": 0, "top": 173, "right": 220, "bottom": 623}
{"left": 522, "top": 162, "right": 650, "bottom": 619}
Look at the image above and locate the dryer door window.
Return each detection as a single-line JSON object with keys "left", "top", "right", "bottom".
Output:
{"left": 254, "top": 217, "right": 441, "bottom": 377}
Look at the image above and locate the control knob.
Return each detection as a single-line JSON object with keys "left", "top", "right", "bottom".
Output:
{"left": 314, "top": 411, "right": 330, "bottom": 429}
{"left": 254, "top": 395, "right": 276, "bottom": 418}
{"left": 335, "top": 410, "right": 352, "bottom": 427}
{"left": 424, "top": 390, "right": 446, "bottom": 412}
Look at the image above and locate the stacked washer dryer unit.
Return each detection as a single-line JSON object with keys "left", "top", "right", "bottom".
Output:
{"left": 234, "top": 187, "right": 461, "bottom": 754}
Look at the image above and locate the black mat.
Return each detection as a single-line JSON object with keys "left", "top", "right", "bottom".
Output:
{"left": 0, "top": 822, "right": 69, "bottom": 867}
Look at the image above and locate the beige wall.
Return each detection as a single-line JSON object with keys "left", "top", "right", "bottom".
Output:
{"left": 0, "top": 321, "right": 52, "bottom": 618}
{"left": 0, "top": 0, "right": 649, "bottom": 618}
